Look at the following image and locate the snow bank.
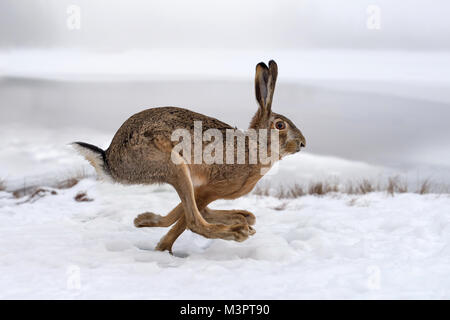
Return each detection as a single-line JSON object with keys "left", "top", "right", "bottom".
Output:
{"left": 0, "top": 179, "right": 449, "bottom": 299}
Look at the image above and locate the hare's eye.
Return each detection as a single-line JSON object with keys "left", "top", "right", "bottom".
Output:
{"left": 275, "top": 121, "right": 286, "bottom": 130}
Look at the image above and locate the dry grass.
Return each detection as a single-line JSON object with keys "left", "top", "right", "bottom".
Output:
{"left": 13, "top": 185, "right": 35, "bottom": 199}
{"left": 345, "top": 180, "right": 381, "bottom": 195}
{"left": 0, "top": 178, "right": 5, "bottom": 192}
{"left": 418, "top": 179, "right": 430, "bottom": 195}
{"left": 308, "top": 181, "right": 338, "bottom": 196}
{"left": 11, "top": 169, "right": 90, "bottom": 199}
{"left": 253, "top": 176, "right": 445, "bottom": 199}
{"left": 13, "top": 184, "right": 59, "bottom": 199}
{"left": 16, "top": 188, "right": 58, "bottom": 204}
{"left": 56, "top": 168, "right": 90, "bottom": 189}
{"left": 253, "top": 185, "right": 270, "bottom": 197}
{"left": 357, "top": 179, "right": 375, "bottom": 194}
{"left": 276, "top": 184, "right": 306, "bottom": 198}
{"left": 308, "top": 182, "right": 324, "bottom": 196}
{"left": 9, "top": 170, "right": 92, "bottom": 204}
{"left": 387, "top": 176, "right": 408, "bottom": 196}
{"left": 256, "top": 181, "right": 339, "bottom": 199}
{"left": 289, "top": 184, "right": 306, "bottom": 198}
{"left": 56, "top": 177, "right": 80, "bottom": 189}
{"left": 74, "top": 191, "right": 93, "bottom": 202}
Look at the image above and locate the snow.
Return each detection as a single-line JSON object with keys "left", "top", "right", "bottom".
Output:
{"left": 0, "top": 124, "right": 449, "bottom": 299}
{"left": 1, "top": 47, "right": 450, "bottom": 299}
{"left": 1, "top": 178, "right": 449, "bottom": 299}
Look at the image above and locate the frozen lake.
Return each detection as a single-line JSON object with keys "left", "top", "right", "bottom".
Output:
{"left": 1, "top": 76, "right": 450, "bottom": 187}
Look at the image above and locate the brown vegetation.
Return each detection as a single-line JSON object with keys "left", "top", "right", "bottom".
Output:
{"left": 386, "top": 176, "right": 408, "bottom": 196}
{"left": 16, "top": 188, "right": 58, "bottom": 204}
{"left": 308, "top": 181, "right": 338, "bottom": 196}
{"left": 254, "top": 176, "right": 444, "bottom": 199}
{"left": 11, "top": 170, "right": 89, "bottom": 199}
{"left": 74, "top": 191, "right": 93, "bottom": 202}
{"left": 418, "top": 179, "right": 430, "bottom": 195}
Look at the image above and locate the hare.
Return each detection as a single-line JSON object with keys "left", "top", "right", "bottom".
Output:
{"left": 73, "top": 60, "right": 306, "bottom": 253}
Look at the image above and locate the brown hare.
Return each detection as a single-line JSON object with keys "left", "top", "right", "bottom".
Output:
{"left": 73, "top": 60, "right": 306, "bottom": 253}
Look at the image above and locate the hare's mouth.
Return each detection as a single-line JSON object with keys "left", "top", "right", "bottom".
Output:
{"left": 296, "top": 141, "right": 306, "bottom": 152}
{"left": 285, "top": 141, "right": 301, "bottom": 154}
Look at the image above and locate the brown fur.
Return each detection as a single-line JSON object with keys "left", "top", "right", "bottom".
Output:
{"left": 74, "top": 60, "right": 306, "bottom": 253}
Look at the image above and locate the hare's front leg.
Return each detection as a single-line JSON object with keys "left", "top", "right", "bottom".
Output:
{"left": 168, "top": 157, "right": 250, "bottom": 242}
{"left": 155, "top": 215, "right": 186, "bottom": 253}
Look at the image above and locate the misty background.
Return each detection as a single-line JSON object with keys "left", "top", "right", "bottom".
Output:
{"left": 1, "top": 0, "right": 450, "bottom": 188}
{"left": 2, "top": 0, "right": 450, "bottom": 50}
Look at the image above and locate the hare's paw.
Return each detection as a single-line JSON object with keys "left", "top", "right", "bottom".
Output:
{"left": 203, "top": 213, "right": 247, "bottom": 226}
{"left": 134, "top": 212, "right": 163, "bottom": 228}
{"left": 229, "top": 224, "right": 251, "bottom": 242}
{"left": 155, "top": 239, "right": 173, "bottom": 254}
{"left": 235, "top": 210, "right": 256, "bottom": 225}
{"left": 216, "top": 223, "right": 255, "bottom": 239}
{"left": 204, "top": 208, "right": 256, "bottom": 226}
{"left": 205, "top": 224, "right": 249, "bottom": 242}
{"left": 189, "top": 223, "right": 250, "bottom": 242}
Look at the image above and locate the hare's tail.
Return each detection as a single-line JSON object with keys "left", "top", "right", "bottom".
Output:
{"left": 72, "top": 142, "right": 112, "bottom": 181}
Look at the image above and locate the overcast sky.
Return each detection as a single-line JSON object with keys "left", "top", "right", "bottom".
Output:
{"left": 1, "top": 0, "right": 450, "bottom": 51}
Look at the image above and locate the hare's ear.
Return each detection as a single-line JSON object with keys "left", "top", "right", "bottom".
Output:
{"left": 255, "top": 62, "right": 270, "bottom": 115}
{"left": 255, "top": 60, "right": 278, "bottom": 116}
{"left": 267, "top": 60, "right": 278, "bottom": 107}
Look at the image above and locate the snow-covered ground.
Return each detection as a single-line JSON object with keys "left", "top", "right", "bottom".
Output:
{"left": 1, "top": 48, "right": 450, "bottom": 299}
{"left": 0, "top": 124, "right": 449, "bottom": 299}
{"left": 1, "top": 178, "right": 449, "bottom": 299}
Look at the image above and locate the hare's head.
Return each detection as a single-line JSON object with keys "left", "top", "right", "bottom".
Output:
{"left": 250, "top": 60, "right": 306, "bottom": 157}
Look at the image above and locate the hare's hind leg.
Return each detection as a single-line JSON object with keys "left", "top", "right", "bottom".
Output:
{"left": 155, "top": 207, "right": 255, "bottom": 253}
{"left": 134, "top": 204, "right": 183, "bottom": 228}
{"left": 202, "top": 208, "right": 256, "bottom": 236}
{"left": 148, "top": 136, "right": 248, "bottom": 244}
{"left": 203, "top": 208, "right": 256, "bottom": 226}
